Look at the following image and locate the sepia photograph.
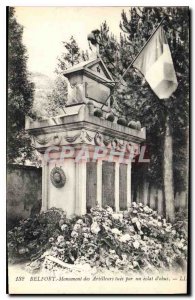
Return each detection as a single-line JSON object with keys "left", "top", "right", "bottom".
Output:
{"left": 6, "top": 5, "right": 189, "bottom": 294}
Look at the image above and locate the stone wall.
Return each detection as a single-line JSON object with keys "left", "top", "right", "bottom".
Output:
{"left": 7, "top": 164, "right": 42, "bottom": 229}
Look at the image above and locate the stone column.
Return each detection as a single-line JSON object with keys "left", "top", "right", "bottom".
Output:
{"left": 127, "top": 161, "right": 131, "bottom": 208}
{"left": 41, "top": 159, "right": 48, "bottom": 211}
{"left": 75, "top": 161, "right": 87, "bottom": 215}
{"left": 115, "top": 161, "right": 119, "bottom": 212}
{"left": 96, "top": 160, "right": 102, "bottom": 207}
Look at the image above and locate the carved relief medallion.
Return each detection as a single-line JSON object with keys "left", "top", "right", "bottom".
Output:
{"left": 50, "top": 167, "right": 66, "bottom": 188}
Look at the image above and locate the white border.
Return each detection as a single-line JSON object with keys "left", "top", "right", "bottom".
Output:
{"left": 1, "top": 1, "right": 193, "bottom": 299}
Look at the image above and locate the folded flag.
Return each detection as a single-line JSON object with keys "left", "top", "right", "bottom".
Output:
{"left": 133, "top": 26, "right": 178, "bottom": 99}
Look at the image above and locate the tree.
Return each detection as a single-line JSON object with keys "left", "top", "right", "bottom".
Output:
{"left": 99, "top": 8, "right": 189, "bottom": 220}
{"left": 7, "top": 7, "right": 35, "bottom": 163}
{"left": 46, "top": 75, "right": 68, "bottom": 117}
{"left": 98, "top": 22, "right": 121, "bottom": 79}
{"left": 47, "top": 36, "right": 89, "bottom": 115}
{"left": 56, "top": 36, "right": 89, "bottom": 74}
{"left": 119, "top": 7, "right": 189, "bottom": 221}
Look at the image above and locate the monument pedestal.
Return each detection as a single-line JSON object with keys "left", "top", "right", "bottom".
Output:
{"left": 26, "top": 57, "right": 146, "bottom": 216}
{"left": 26, "top": 103, "right": 146, "bottom": 216}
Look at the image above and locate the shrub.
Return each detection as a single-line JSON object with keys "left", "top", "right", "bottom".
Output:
{"left": 7, "top": 208, "right": 66, "bottom": 263}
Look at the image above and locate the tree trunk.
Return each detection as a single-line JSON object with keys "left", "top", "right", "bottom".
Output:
{"left": 164, "top": 109, "right": 175, "bottom": 222}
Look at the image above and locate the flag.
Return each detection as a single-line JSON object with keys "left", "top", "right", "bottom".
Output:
{"left": 133, "top": 26, "right": 178, "bottom": 99}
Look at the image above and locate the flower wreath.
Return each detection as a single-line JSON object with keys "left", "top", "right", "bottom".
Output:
{"left": 50, "top": 167, "right": 66, "bottom": 188}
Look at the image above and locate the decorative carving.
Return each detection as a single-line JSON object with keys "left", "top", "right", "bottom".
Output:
{"left": 94, "top": 132, "right": 104, "bottom": 146}
{"left": 126, "top": 142, "right": 134, "bottom": 153}
{"left": 65, "top": 133, "right": 80, "bottom": 143}
{"left": 80, "top": 129, "right": 93, "bottom": 143}
{"left": 50, "top": 167, "right": 66, "bottom": 188}
{"left": 103, "top": 138, "right": 112, "bottom": 147}
{"left": 104, "top": 138, "right": 128, "bottom": 152}
{"left": 53, "top": 134, "right": 62, "bottom": 146}
{"left": 111, "top": 138, "right": 119, "bottom": 149}
{"left": 65, "top": 129, "right": 93, "bottom": 144}
{"left": 118, "top": 140, "right": 127, "bottom": 152}
{"left": 35, "top": 135, "right": 51, "bottom": 145}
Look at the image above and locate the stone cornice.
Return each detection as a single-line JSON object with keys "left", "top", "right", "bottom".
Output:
{"left": 26, "top": 105, "right": 146, "bottom": 145}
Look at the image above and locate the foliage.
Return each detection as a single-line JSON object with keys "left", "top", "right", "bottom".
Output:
{"left": 7, "top": 208, "right": 66, "bottom": 263}
{"left": 46, "top": 75, "right": 68, "bottom": 117}
{"left": 98, "top": 21, "right": 120, "bottom": 80}
{"left": 56, "top": 36, "right": 89, "bottom": 74}
{"left": 8, "top": 205, "right": 187, "bottom": 273}
{"left": 44, "top": 36, "right": 89, "bottom": 115}
{"left": 8, "top": 7, "right": 35, "bottom": 163}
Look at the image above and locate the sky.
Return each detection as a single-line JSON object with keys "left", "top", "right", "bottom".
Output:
{"left": 15, "top": 7, "right": 128, "bottom": 78}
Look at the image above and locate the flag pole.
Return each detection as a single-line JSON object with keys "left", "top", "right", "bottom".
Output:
{"left": 101, "top": 16, "right": 166, "bottom": 110}
{"left": 119, "top": 16, "right": 166, "bottom": 80}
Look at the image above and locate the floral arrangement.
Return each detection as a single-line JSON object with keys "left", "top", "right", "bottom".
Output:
{"left": 8, "top": 203, "right": 187, "bottom": 273}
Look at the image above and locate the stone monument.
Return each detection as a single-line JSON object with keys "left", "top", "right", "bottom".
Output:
{"left": 25, "top": 57, "right": 146, "bottom": 216}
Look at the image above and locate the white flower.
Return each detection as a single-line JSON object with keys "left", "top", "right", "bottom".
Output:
{"left": 82, "top": 226, "right": 90, "bottom": 233}
{"left": 76, "top": 219, "right": 83, "bottom": 225}
{"left": 61, "top": 224, "right": 68, "bottom": 231}
{"left": 73, "top": 224, "right": 81, "bottom": 231}
{"left": 136, "top": 220, "right": 141, "bottom": 231}
{"left": 91, "top": 222, "right": 100, "bottom": 234}
{"left": 121, "top": 254, "right": 127, "bottom": 260}
{"left": 156, "top": 244, "right": 162, "bottom": 249}
{"left": 106, "top": 206, "right": 113, "bottom": 214}
{"left": 71, "top": 231, "right": 79, "bottom": 238}
{"left": 109, "top": 249, "right": 116, "bottom": 254}
{"left": 57, "top": 235, "right": 64, "bottom": 243}
{"left": 83, "top": 232, "right": 90, "bottom": 238}
{"left": 134, "top": 234, "right": 141, "bottom": 240}
{"left": 18, "top": 248, "right": 26, "bottom": 255}
{"left": 49, "top": 237, "right": 54, "bottom": 243}
{"left": 143, "top": 206, "right": 151, "bottom": 213}
{"left": 112, "top": 213, "right": 123, "bottom": 220}
{"left": 119, "top": 234, "right": 131, "bottom": 243}
{"left": 148, "top": 220, "right": 154, "bottom": 226}
{"left": 177, "top": 242, "right": 184, "bottom": 249}
{"left": 133, "top": 240, "right": 140, "bottom": 249}
{"left": 129, "top": 225, "right": 135, "bottom": 232}
{"left": 116, "top": 258, "right": 123, "bottom": 266}
{"left": 132, "top": 261, "right": 139, "bottom": 267}
{"left": 102, "top": 224, "right": 110, "bottom": 231}
{"left": 165, "top": 226, "right": 172, "bottom": 232}
{"left": 132, "top": 217, "right": 138, "bottom": 223}
{"left": 111, "top": 228, "right": 121, "bottom": 236}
